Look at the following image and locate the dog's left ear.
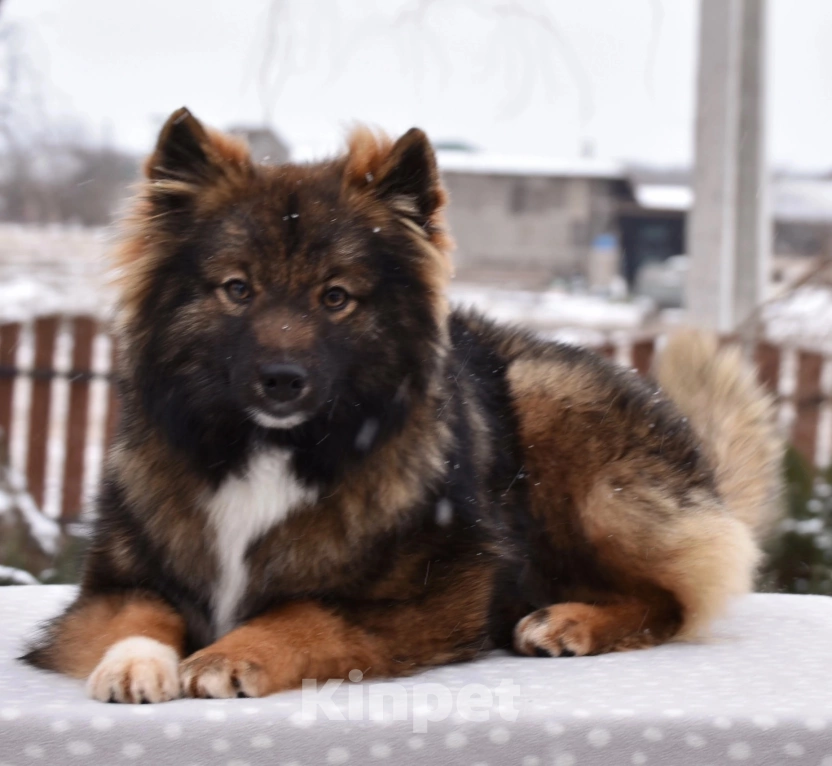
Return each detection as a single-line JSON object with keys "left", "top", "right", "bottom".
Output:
{"left": 374, "top": 128, "right": 444, "bottom": 225}
{"left": 344, "top": 126, "right": 447, "bottom": 230}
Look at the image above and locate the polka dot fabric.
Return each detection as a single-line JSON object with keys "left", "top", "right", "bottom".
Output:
{"left": 1, "top": 587, "right": 831, "bottom": 765}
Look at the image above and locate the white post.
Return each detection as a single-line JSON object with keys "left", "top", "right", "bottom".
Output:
{"left": 734, "top": 0, "right": 770, "bottom": 326}
{"left": 687, "top": 0, "right": 769, "bottom": 332}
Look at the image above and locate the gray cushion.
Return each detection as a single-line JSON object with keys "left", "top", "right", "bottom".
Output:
{"left": 1, "top": 586, "right": 831, "bottom": 765}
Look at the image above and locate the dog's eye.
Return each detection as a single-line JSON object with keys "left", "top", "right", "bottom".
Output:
{"left": 223, "top": 279, "right": 251, "bottom": 304}
{"left": 322, "top": 286, "right": 350, "bottom": 311}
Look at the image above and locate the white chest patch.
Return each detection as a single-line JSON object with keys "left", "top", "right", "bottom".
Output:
{"left": 205, "top": 449, "right": 317, "bottom": 636}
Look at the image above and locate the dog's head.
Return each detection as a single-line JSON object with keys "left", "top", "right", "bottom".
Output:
{"left": 115, "top": 108, "right": 453, "bottom": 453}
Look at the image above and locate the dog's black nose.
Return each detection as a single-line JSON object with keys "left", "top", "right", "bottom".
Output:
{"left": 258, "top": 363, "right": 308, "bottom": 403}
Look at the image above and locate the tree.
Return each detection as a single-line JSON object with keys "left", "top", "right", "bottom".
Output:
{"left": 258, "top": 0, "right": 597, "bottom": 145}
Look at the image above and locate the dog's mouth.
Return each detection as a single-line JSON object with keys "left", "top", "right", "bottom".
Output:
{"left": 246, "top": 379, "right": 322, "bottom": 430}
{"left": 247, "top": 408, "right": 311, "bottom": 430}
{"left": 236, "top": 362, "right": 327, "bottom": 430}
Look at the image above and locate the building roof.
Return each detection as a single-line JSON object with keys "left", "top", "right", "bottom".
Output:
{"left": 436, "top": 150, "right": 626, "bottom": 180}
{"left": 633, "top": 184, "right": 693, "bottom": 211}
{"left": 774, "top": 180, "right": 832, "bottom": 223}
{"left": 634, "top": 180, "right": 832, "bottom": 223}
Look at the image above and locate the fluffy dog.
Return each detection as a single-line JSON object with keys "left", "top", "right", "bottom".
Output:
{"left": 23, "top": 108, "right": 782, "bottom": 703}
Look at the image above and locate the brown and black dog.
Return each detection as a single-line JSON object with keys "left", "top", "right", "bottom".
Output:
{"left": 23, "top": 108, "right": 782, "bottom": 703}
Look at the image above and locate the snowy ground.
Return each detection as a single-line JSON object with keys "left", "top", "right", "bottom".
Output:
{"left": 0, "top": 226, "right": 114, "bottom": 322}
{"left": 1, "top": 223, "right": 831, "bottom": 347}
{"left": 449, "top": 284, "right": 652, "bottom": 346}
{"left": 762, "top": 286, "right": 832, "bottom": 353}
{"left": 0, "top": 225, "right": 658, "bottom": 340}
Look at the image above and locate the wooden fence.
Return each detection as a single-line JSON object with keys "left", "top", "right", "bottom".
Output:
{"left": 0, "top": 316, "right": 117, "bottom": 523}
{"left": 1, "top": 315, "right": 831, "bottom": 524}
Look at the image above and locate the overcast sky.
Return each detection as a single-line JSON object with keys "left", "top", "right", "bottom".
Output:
{"left": 5, "top": 0, "right": 832, "bottom": 172}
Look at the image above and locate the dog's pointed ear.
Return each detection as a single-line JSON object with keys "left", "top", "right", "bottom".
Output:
{"left": 146, "top": 108, "right": 213, "bottom": 182}
{"left": 374, "top": 128, "right": 444, "bottom": 224}
{"left": 145, "top": 107, "right": 251, "bottom": 184}
{"left": 344, "top": 126, "right": 447, "bottom": 229}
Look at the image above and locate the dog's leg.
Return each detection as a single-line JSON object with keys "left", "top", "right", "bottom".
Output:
{"left": 180, "top": 601, "right": 385, "bottom": 698}
{"left": 515, "top": 476, "right": 758, "bottom": 657}
{"left": 180, "top": 567, "right": 495, "bottom": 697}
{"left": 23, "top": 592, "right": 185, "bottom": 703}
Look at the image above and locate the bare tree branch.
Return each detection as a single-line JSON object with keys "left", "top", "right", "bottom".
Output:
{"left": 258, "top": 0, "right": 596, "bottom": 142}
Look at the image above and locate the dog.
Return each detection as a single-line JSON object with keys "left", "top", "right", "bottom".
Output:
{"left": 22, "top": 108, "right": 783, "bottom": 703}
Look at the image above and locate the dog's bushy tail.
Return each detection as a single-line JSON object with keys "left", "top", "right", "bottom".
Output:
{"left": 654, "top": 330, "right": 784, "bottom": 539}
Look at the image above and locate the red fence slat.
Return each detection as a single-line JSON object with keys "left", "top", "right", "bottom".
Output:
{"left": 755, "top": 341, "right": 781, "bottom": 394}
{"left": 631, "top": 339, "right": 656, "bottom": 376}
{"left": 61, "top": 318, "right": 96, "bottom": 521}
{"left": 0, "top": 322, "right": 20, "bottom": 450}
{"left": 792, "top": 350, "right": 824, "bottom": 465}
{"left": 3, "top": 316, "right": 832, "bottom": 526}
{"left": 25, "top": 316, "right": 59, "bottom": 511}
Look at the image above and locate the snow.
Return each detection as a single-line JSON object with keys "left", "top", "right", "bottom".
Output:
{"left": 436, "top": 150, "right": 625, "bottom": 180}
{"left": 0, "top": 225, "right": 114, "bottom": 323}
{"left": 762, "top": 285, "right": 832, "bottom": 352}
{"left": 0, "top": 466, "right": 61, "bottom": 556}
{"left": 449, "top": 283, "right": 651, "bottom": 334}
{"left": 0, "top": 223, "right": 829, "bottom": 354}
{"left": 774, "top": 180, "right": 832, "bottom": 223}
{"left": 0, "top": 276, "right": 111, "bottom": 323}
{"left": 634, "top": 184, "right": 693, "bottom": 212}
{"left": 0, "top": 565, "right": 39, "bottom": 585}
{"left": 633, "top": 179, "right": 832, "bottom": 223}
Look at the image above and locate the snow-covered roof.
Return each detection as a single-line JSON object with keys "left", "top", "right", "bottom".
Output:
{"left": 436, "top": 150, "right": 626, "bottom": 180}
{"left": 634, "top": 180, "right": 832, "bottom": 223}
{"left": 634, "top": 184, "right": 693, "bottom": 211}
{"left": 774, "top": 180, "right": 832, "bottom": 223}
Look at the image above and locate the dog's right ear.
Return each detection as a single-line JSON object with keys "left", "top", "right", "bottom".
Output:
{"left": 144, "top": 107, "right": 252, "bottom": 195}
{"left": 146, "top": 107, "right": 214, "bottom": 183}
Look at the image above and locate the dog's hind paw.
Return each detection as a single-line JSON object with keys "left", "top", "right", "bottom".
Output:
{"left": 179, "top": 651, "right": 267, "bottom": 699}
{"left": 514, "top": 604, "right": 598, "bottom": 657}
{"left": 86, "top": 636, "right": 180, "bottom": 703}
{"left": 514, "top": 602, "right": 662, "bottom": 657}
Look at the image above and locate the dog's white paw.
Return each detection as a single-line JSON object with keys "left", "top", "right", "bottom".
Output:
{"left": 86, "top": 636, "right": 180, "bottom": 704}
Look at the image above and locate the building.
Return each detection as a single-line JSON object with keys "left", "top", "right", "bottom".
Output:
{"left": 437, "top": 150, "right": 630, "bottom": 288}
{"left": 436, "top": 149, "right": 832, "bottom": 292}
{"left": 631, "top": 178, "right": 832, "bottom": 289}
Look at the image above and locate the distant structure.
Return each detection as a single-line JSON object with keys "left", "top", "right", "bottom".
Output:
{"left": 437, "top": 151, "right": 629, "bottom": 288}
{"left": 229, "top": 127, "right": 829, "bottom": 297}
{"left": 633, "top": 179, "right": 832, "bottom": 286}
{"left": 228, "top": 127, "right": 290, "bottom": 165}
{"left": 434, "top": 149, "right": 832, "bottom": 294}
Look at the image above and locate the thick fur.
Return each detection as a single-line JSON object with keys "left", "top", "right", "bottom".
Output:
{"left": 22, "top": 109, "right": 783, "bottom": 700}
{"left": 653, "top": 331, "right": 783, "bottom": 538}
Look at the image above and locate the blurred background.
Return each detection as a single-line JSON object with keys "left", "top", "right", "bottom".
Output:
{"left": 0, "top": 0, "right": 830, "bottom": 593}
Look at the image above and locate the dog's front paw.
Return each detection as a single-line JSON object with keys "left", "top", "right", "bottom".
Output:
{"left": 86, "top": 636, "right": 180, "bottom": 703}
{"left": 179, "top": 651, "right": 268, "bottom": 699}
